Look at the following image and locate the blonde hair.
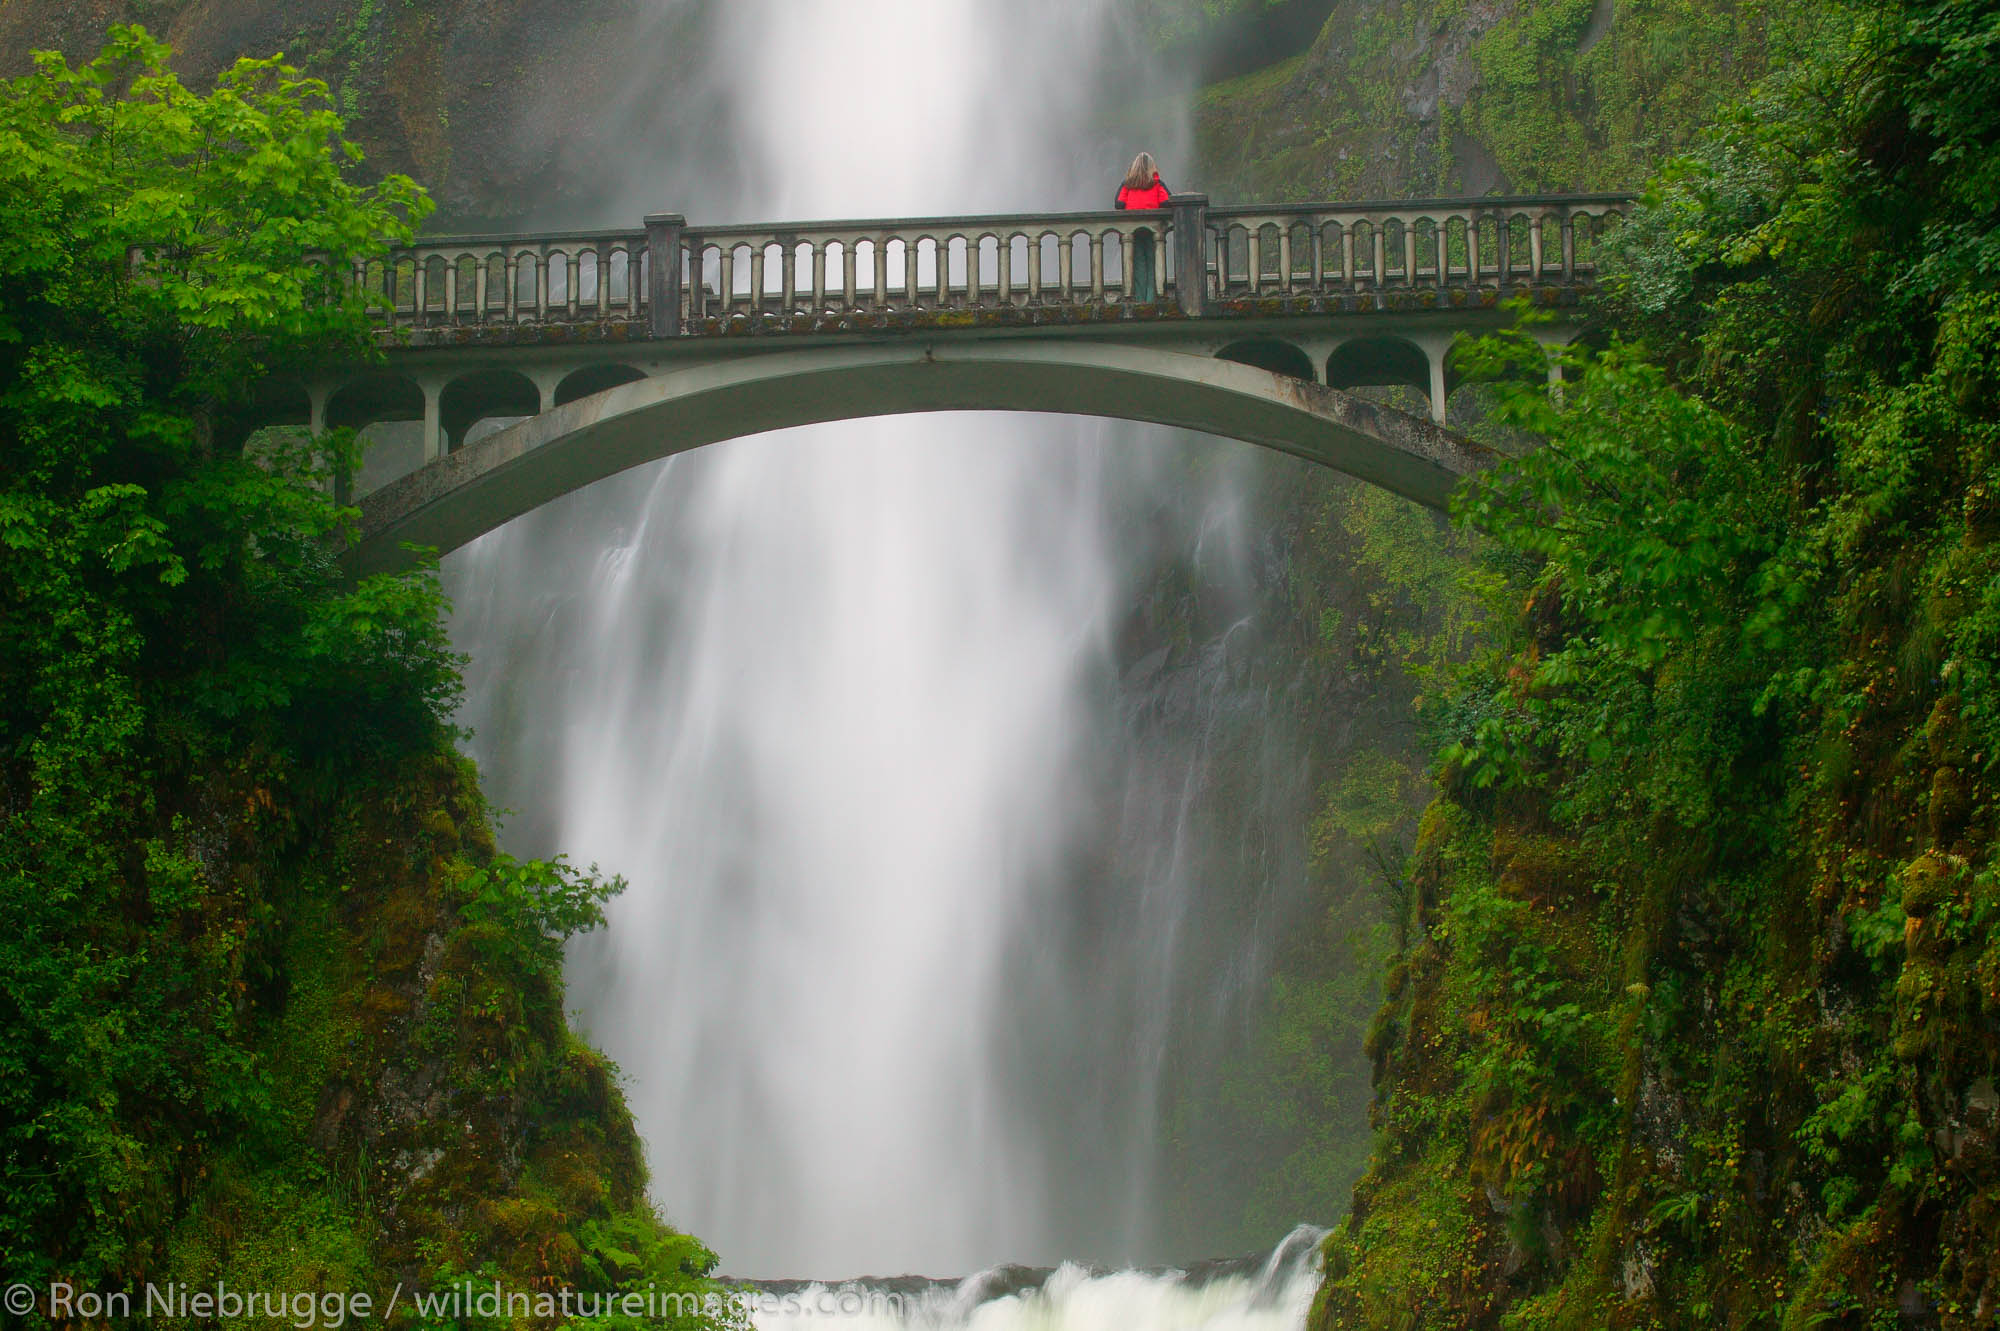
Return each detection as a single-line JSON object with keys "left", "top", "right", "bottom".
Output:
{"left": 1122, "top": 152, "right": 1160, "bottom": 191}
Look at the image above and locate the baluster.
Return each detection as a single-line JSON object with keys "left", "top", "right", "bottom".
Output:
{"left": 1403, "top": 222, "right": 1417, "bottom": 287}
{"left": 1278, "top": 225, "right": 1293, "bottom": 293}
{"left": 843, "top": 240, "right": 857, "bottom": 310}
{"left": 1311, "top": 224, "right": 1324, "bottom": 291}
{"left": 1028, "top": 234, "right": 1043, "bottom": 303}
{"left": 874, "top": 239, "right": 887, "bottom": 308}
{"left": 1246, "top": 228, "right": 1261, "bottom": 295}
{"left": 1530, "top": 215, "right": 1545, "bottom": 281}
{"left": 938, "top": 236, "right": 953, "bottom": 306}
{"left": 1561, "top": 214, "right": 1576, "bottom": 280}
{"left": 749, "top": 245, "right": 765, "bottom": 312}
{"left": 1371, "top": 226, "right": 1386, "bottom": 292}
{"left": 997, "top": 236, "right": 1011, "bottom": 305}
{"left": 474, "top": 254, "right": 488, "bottom": 319}
{"left": 720, "top": 247, "right": 736, "bottom": 314}
{"left": 563, "top": 253, "right": 577, "bottom": 318}
{"left": 905, "top": 239, "right": 919, "bottom": 308}
{"left": 1497, "top": 215, "right": 1512, "bottom": 283}
{"left": 414, "top": 256, "right": 429, "bottom": 326}
{"left": 810, "top": 241, "right": 825, "bottom": 311}
{"left": 1088, "top": 232, "right": 1104, "bottom": 301}
{"left": 1061, "top": 235, "right": 1075, "bottom": 302}
{"left": 1468, "top": 217, "right": 1482, "bottom": 287}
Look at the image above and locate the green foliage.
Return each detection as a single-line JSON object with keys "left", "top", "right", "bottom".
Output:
{"left": 1317, "top": 0, "right": 2000, "bottom": 1324}
{"left": 0, "top": 25, "right": 451, "bottom": 1293}
{"left": 458, "top": 853, "right": 626, "bottom": 977}
{"left": 0, "top": 28, "right": 726, "bottom": 1329}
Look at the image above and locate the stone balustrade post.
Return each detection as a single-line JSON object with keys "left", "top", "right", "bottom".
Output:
{"left": 1170, "top": 193, "right": 1208, "bottom": 318}
{"left": 646, "top": 213, "right": 684, "bottom": 338}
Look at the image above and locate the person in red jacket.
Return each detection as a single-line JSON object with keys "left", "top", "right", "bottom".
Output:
{"left": 1114, "top": 152, "right": 1171, "bottom": 301}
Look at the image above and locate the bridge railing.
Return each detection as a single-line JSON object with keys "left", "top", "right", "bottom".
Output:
{"left": 1203, "top": 195, "right": 1631, "bottom": 299}
{"left": 680, "top": 211, "right": 1180, "bottom": 325}
{"left": 346, "top": 228, "right": 653, "bottom": 328}
{"left": 352, "top": 194, "right": 1633, "bottom": 335}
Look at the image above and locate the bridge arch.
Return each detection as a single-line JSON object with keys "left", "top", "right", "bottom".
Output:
{"left": 440, "top": 369, "right": 539, "bottom": 451}
{"left": 555, "top": 362, "right": 648, "bottom": 408}
{"left": 1217, "top": 338, "right": 1315, "bottom": 384}
{"left": 349, "top": 340, "right": 1493, "bottom": 576}
{"left": 326, "top": 372, "right": 423, "bottom": 434}
{"left": 1325, "top": 336, "right": 1430, "bottom": 398}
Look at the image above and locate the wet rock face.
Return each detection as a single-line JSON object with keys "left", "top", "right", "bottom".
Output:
{"left": 1194, "top": 0, "right": 1788, "bottom": 206}
{"left": 0, "top": 0, "right": 727, "bottom": 228}
{"left": 1193, "top": 0, "right": 1524, "bottom": 202}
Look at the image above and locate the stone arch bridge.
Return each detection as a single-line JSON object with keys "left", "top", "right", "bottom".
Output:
{"left": 262, "top": 193, "right": 1631, "bottom": 574}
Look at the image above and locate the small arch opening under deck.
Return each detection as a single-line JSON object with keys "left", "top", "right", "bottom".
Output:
{"left": 441, "top": 370, "right": 541, "bottom": 451}
{"left": 1217, "top": 339, "right": 1315, "bottom": 383}
{"left": 555, "top": 363, "right": 649, "bottom": 408}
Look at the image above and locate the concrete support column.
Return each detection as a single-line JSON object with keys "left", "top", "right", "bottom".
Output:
{"left": 646, "top": 213, "right": 684, "bottom": 338}
{"left": 1295, "top": 338, "right": 1338, "bottom": 384}
{"left": 1535, "top": 326, "right": 1574, "bottom": 405}
{"left": 529, "top": 370, "right": 560, "bottom": 414}
{"left": 1170, "top": 192, "right": 1208, "bottom": 318}
{"left": 1427, "top": 346, "right": 1449, "bottom": 424}
{"left": 307, "top": 384, "right": 339, "bottom": 503}
{"left": 421, "top": 381, "right": 443, "bottom": 463}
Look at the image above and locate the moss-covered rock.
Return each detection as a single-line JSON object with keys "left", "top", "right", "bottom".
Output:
{"left": 145, "top": 750, "right": 724, "bottom": 1318}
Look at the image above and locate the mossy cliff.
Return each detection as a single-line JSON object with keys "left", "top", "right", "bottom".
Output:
{"left": 1193, "top": 0, "right": 1811, "bottom": 199}
{"left": 1268, "top": 0, "right": 2000, "bottom": 1323}
{"left": 0, "top": 32, "right": 727, "bottom": 1326}
{"left": 148, "top": 752, "right": 722, "bottom": 1316}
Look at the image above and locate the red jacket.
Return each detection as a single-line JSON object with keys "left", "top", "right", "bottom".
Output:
{"left": 1116, "top": 176, "right": 1171, "bottom": 210}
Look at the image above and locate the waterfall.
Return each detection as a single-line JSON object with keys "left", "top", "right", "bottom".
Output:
{"left": 446, "top": 0, "right": 1333, "bottom": 1308}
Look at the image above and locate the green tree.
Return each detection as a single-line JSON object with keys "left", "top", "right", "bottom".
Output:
{"left": 0, "top": 24, "right": 454, "bottom": 1288}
